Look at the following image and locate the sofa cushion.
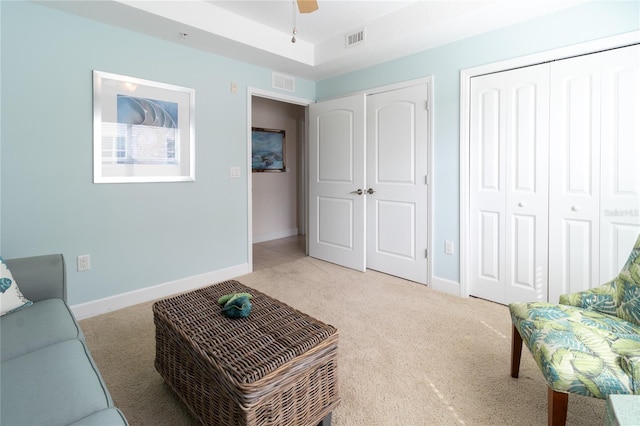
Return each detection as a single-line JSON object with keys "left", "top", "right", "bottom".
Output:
{"left": 0, "top": 339, "right": 113, "bottom": 425}
{"left": 0, "top": 298, "right": 83, "bottom": 362}
{"left": 68, "top": 408, "right": 128, "bottom": 425}
{"left": 0, "top": 256, "right": 32, "bottom": 316}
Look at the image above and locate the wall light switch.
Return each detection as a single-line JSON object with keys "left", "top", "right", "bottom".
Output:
{"left": 445, "top": 240, "right": 454, "bottom": 255}
{"left": 229, "top": 166, "right": 241, "bottom": 178}
{"left": 230, "top": 81, "right": 238, "bottom": 93}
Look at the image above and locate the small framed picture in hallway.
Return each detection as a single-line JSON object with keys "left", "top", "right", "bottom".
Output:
{"left": 252, "top": 127, "right": 285, "bottom": 172}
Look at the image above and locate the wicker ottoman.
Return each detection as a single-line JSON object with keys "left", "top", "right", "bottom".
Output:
{"left": 153, "top": 280, "right": 339, "bottom": 426}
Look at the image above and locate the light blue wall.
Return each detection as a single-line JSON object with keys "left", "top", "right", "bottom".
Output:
{"left": 0, "top": 1, "right": 314, "bottom": 305}
{"left": 317, "top": 1, "right": 640, "bottom": 283}
{"left": 2, "top": 1, "right": 638, "bottom": 306}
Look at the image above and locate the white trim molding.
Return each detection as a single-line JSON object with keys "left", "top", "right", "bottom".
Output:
{"left": 253, "top": 228, "right": 299, "bottom": 244}
{"left": 431, "top": 276, "right": 460, "bottom": 297}
{"left": 71, "top": 263, "right": 250, "bottom": 319}
{"left": 459, "top": 30, "right": 640, "bottom": 299}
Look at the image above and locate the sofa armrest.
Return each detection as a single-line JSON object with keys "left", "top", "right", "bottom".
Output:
{"left": 559, "top": 278, "right": 619, "bottom": 316}
{"left": 4, "top": 254, "right": 66, "bottom": 303}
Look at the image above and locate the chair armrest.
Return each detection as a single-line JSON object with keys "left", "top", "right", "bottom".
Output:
{"left": 559, "top": 278, "right": 619, "bottom": 316}
{"left": 4, "top": 254, "right": 66, "bottom": 303}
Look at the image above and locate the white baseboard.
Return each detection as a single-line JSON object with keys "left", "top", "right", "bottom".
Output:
{"left": 253, "top": 228, "right": 298, "bottom": 244}
{"left": 431, "top": 276, "right": 463, "bottom": 298}
{"left": 71, "top": 263, "right": 251, "bottom": 320}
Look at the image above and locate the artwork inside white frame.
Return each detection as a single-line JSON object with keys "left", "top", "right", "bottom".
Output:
{"left": 93, "top": 70, "right": 195, "bottom": 183}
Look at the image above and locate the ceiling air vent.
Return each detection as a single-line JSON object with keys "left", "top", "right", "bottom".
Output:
{"left": 272, "top": 72, "right": 295, "bottom": 92}
{"left": 345, "top": 28, "right": 365, "bottom": 48}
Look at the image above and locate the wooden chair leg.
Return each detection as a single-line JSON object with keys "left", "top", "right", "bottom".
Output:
{"left": 511, "top": 324, "right": 523, "bottom": 378}
{"left": 548, "top": 388, "right": 568, "bottom": 426}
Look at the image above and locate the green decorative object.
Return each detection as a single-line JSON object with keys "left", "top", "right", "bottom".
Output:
{"left": 218, "top": 292, "right": 253, "bottom": 318}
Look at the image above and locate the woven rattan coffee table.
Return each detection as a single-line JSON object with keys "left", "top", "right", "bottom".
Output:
{"left": 153, "top": 280, "right": 339, "bottom": 426}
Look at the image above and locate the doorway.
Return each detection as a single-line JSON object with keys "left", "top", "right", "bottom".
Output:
{"left": 247, "top": 88, "right": 313, "bottom": 271}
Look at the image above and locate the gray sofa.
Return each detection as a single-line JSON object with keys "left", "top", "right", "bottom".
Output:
{"left": 0, "top": 254, "right": 128, "bottom": 425}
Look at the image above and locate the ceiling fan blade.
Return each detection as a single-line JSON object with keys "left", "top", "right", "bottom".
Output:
{"left": 296, "top": 0, "right": 318, "bottom": 14}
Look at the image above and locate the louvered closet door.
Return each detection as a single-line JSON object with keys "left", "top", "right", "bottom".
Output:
{"left": 548, "top": 44, "right": 640, "bottom": 302}
{"left": 469, "top": 64, "right": 550, "bottom": 304}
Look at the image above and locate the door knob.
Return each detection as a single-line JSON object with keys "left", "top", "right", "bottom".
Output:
{"left": 367, "top": 188, "right": 376, "bottom": 194}
{"left": 518, "top": 202, "right": 526, "bottom": 207}
{"left": 571, "top": 205, "right": 580, "bottom": 212}
{"left": 350, "top": 189, "right": 363, "bottom": 195}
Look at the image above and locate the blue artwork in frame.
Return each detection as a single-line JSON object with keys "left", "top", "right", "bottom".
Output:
{"left": 116, "top": 95, "right": 179, "bottom": 165}
{"left": 252, "top": 127, "right": 285, "bottom": 172}
{"left": 93, "top": 70, "right": 195, "bottom": 183}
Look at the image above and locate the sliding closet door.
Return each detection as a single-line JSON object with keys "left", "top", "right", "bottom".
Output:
{"left": 469, "top": 64, "right": 549, "bottom": 304}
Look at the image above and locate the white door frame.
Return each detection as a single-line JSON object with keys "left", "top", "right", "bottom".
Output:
{"left": 459, "top": 30, "right": 640, "bottom": 298}
{"left": 315, "top": 76, "right": 434, "bottom": 285}
{"left": 246, "top": 87, "right": 313, "bottom": 271}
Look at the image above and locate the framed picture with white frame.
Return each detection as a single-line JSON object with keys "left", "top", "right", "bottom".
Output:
{"left": 93, "top": 70, "right": 195, "bottom": 183}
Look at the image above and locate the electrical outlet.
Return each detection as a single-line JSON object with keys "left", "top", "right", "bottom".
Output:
{"left": 77, "top": 255, "right": 91, "bottom": 272}
{"left": 445, "top": 241, "right": 454, "bottom": 255}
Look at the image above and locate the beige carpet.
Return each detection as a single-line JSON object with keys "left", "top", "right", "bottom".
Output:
{"left": 80, "top": 256, "right": 605, "bottom": 425}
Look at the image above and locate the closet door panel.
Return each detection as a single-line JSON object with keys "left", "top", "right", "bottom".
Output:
{"left": 480, "top": 211, "right": 501, "bottom": 281}
{"left": 470, "top": 76, "right": 507, "bottom": 303}
{"left": 600, "top": 45, "right": 640, "bottom": 280}
{"left": 471, "top": 64, "right": 548, "bottom": 304}
{"left": 548, "top": 54, "right": 601, "bottom": 303}
{"left": 556, "top": 219, "right": 595, "bottom": 296}
{"left": 505, "top": 70, "right": 549, "bottom": 303}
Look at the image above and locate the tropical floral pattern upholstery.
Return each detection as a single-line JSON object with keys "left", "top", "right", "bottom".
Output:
{"left": 510, "top": 234, "right": 640, "bottom": 399}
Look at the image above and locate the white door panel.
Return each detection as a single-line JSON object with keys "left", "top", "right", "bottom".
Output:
{"left": 308, "top": 84, "right": 431, "bottom": 284}
{"left": 366, "top": 85, "right": 429, "bottom": 284}
{"left": 467, "top": 43, "right": 639, "bottom": 305}
{"left": 317, "top": 197, "right": 355, "bottom": 249}
{"left": 548, "top": 52, "right": 602, "bottom": 303}
{"left": 599, "top": 45, "right": 640, "bottom": 280}
{"left": 470, "top": 76, "right": 506, "bottom": 303}
{"left": 470, "top": 64, "right": 549, "bottom": 304}
{"left": 505, "top": 75, "right": 549, "bottom": 303}
{"left": 309, "top": 94, "right": 366, "bottom": 271}
{"left": 376, "top": 200, "right": 416, "bottom": 258}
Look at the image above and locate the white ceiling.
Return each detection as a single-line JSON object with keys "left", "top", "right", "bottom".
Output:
{"left": 40, "top": 0, "right": 589, "bottom": 81}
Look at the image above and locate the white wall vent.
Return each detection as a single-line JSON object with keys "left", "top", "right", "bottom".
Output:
{"left": 272, "top": 72, "right": 295, "bottom": 92}
{"left": 345, "top": 28, "right": 365, "bottom": 48}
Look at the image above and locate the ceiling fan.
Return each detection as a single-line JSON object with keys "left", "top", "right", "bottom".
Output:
{"left": 291, "top": 0, "right": 318, "bottom": 43}
{"left": 296, "top": 0, "right": 318, "bottom": 14}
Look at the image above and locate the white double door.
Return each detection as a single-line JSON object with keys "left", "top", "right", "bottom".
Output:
{"left": 308, "top": 84, "right": 430, "bottom": 284}
{"left": 470, "top": 44, "right": 640, "bottom": 304}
